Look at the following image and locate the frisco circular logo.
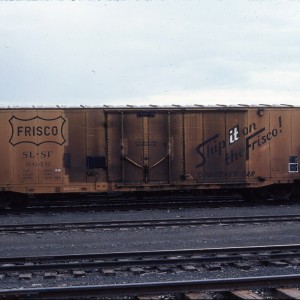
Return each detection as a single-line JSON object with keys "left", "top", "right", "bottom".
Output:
{"left": 9, "top": 115, "right": 66, "bottom": 146}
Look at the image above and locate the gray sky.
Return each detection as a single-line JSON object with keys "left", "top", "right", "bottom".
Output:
{"left": 1, "top": 0, "right": 300, "bottom": 107}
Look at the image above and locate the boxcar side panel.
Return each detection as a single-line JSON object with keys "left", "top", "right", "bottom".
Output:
{"left": 0, "top": 111, "right": 13, "bottom": 186}
{"left": 4, "top": 109, "right": 67, "bottom": 193}
{"left": 64, "top": 111, "right": 86, "bottom": 183}
{"left": 246, "top": 109, "right": 271, "bottom": 184}
{"left": 106, "top": 112, "right": 122, "bottom": 183}
{"left": 201, "top": 112, "right": 226, "bottom": 183}
{"left": 184, "top": 112, "right": 203, "bottom": 183}
{"left": 269, "top": 109, "right": 291, "bottom": 180}
{"left": 147, "top": 112, "right": 170, "bottom": 183}
{"left": 35, "top": 110, "right": 65, "bottom": 185}
{"left": 170, "top": 112, "right": 184, "bottom": 182}
{"left": 224, "top": 111, "right": 247, "bottom": 183}
{"left": 291, "top": 110, "right": 300, "bottom": 179}
{"left": 12, "top": 110, "right": 39, "bottom": 186}
{"left": 85, "top": 110, "right": 107, "bottom": 184}
{"left": 122, "top": 112, "right": 144, "bottom": 184}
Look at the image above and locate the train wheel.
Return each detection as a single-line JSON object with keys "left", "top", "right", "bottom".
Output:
{"left": 136, "top": 191, "right": 144, "bottom": 200}
{"left": 265, "top": 186, "right": 292, "bottom": 201}
{"left": 289, "top": 187, "right": 300, "bottom": 201}
{"left": 9, "top": 194, "right": 29, "bottom": 210}
{"left": 0, "top": 200, "right": 13, "bottom": 209}
{"left": 241, "top": 189, "right": 266, "bottom": 201}
{"left": 0, "top": 192, "right": 14, "bottom": 209}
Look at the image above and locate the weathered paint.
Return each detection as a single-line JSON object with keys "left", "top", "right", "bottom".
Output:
{"left": 0, "top": 106, "right": 299, "bottom": 195}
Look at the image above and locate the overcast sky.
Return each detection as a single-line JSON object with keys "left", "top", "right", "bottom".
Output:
{"left": 1, "top": 0, "right": 300, "bottom": 107}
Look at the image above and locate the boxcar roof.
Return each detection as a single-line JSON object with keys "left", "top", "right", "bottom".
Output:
{"left": 0, "top": 104, "right": 297, "bottom": 110}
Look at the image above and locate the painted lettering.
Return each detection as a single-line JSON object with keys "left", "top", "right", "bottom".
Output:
{"left": 229, "top": 125, "right": 239, "bottom": 144}
{"left": 17, "top": 126, "right": 58, "bottom": 137}
{"left": 196, "top": 134, "right": 217, "bottom": 167}
{"left": 246, "top": 127, "right": 279, "bottom": 160}
{"left": 22, "top": 151, "right": 53, "bottom": 159}
{"left": 196, "top": 116, "right": 283, "bottom": 168}
{"left": 225, "top": 148, "right": 244, "bottom": 165}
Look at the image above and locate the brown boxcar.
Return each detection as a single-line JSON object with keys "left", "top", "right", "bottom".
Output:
{"left": 0, "top": 105, "right": 299, "bottom": 207}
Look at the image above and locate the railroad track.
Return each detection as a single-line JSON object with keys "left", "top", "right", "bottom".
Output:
{"left": 2, "top": 193, "right": 294, "bottom": 215}
{"left": 0, "top": 214, "right": 299, "bottom": 233}
{"left": 1, "top": 244, "right": 300, "bottom": 273}
{"left": 0, "top": 275, "right": 300, "bottom": 299}
{"left": 21, "top": 194, "right": 246, "bottom": 212}
{"left": 1, "top": 245, "right": 300, "bottom": 299}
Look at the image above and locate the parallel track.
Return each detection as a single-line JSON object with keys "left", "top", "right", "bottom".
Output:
{"left": 0, "top": 275, "right": 300, "bottom": 299}
{"left": 6, "top": 194, "right": 288, "bottom": 213}
{"left": 0, "top": 214, "right": 299, "bottom": 233}
{"left": 1, "top": 244, "right": 300, "bottom": 272}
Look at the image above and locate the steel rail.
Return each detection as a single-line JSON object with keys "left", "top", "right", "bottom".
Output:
{"left": 1, "top": 244, "right": 300, "bottom": 272}
{"left": 0, "top": 274, "right": 300, "bottom": 299}
{"left": 9, "top": 195, "right": 246, "bottom": 211}
{"left": 0, "top": 214, "right": 300, "bottom": 232}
